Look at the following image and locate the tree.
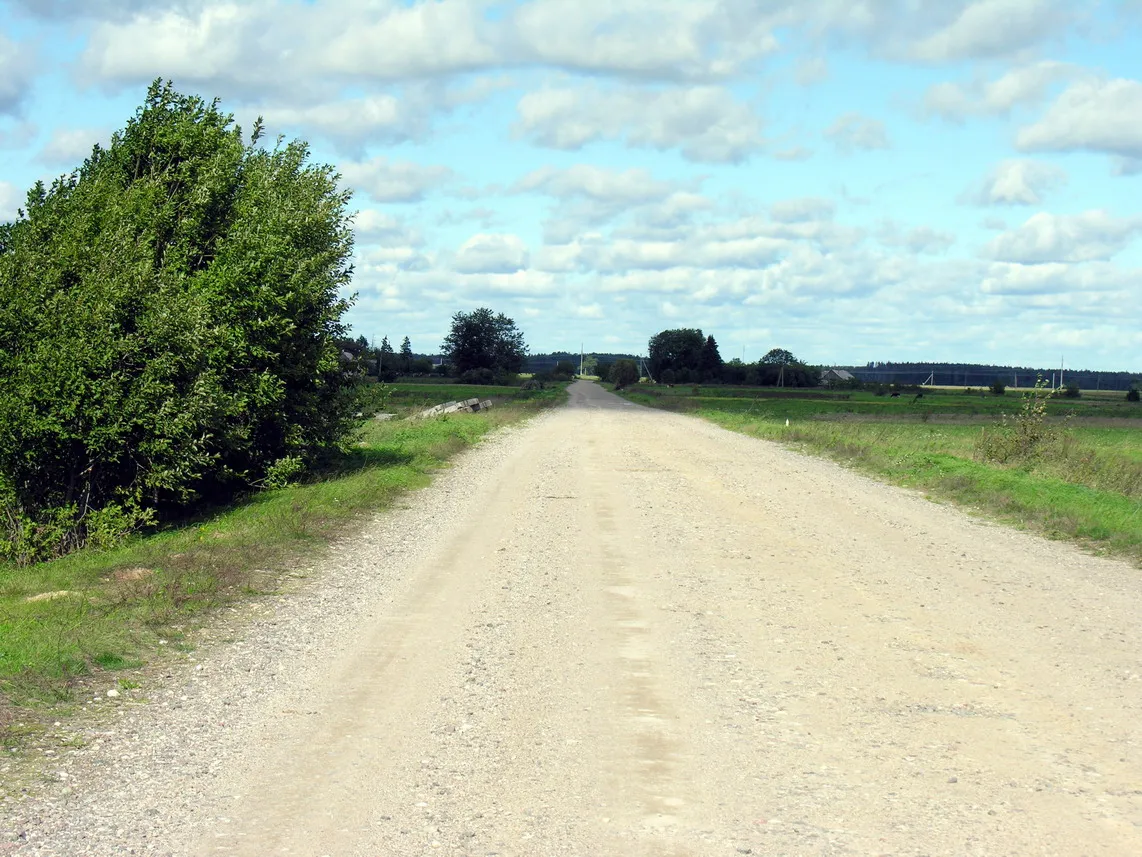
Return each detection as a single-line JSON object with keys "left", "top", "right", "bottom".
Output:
{"left": 0, "top": 80, "right": 357, "bottom": 563}
{"left": 990, "top": 379, "right": 1007, "bottom": 396}
{"left": 760, "top": 348, "right": 799, "bottom": 365}
{"left": 699, "top": 335, "right": 723, "bottom": 380}
{"left": 611, "top": 359, "right": 640, "bottom": 390}
{"left": 582, "top": 355, "right": 598, "bottom": 377}
{"left": 399, "top": 336, "right": 413, "bottom": 373}
{"left": 648, "top": 328, "right": 704, "bottom": 380}
{"left": 1128, "top": 386, "right": 1140, "bottom": 402}
{"left": 441, "top": 307, "right": 528, "bottom": 375}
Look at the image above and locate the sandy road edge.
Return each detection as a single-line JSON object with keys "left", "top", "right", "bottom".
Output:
{"left": 0, "top": 407, "right": 561, "bottom": 854}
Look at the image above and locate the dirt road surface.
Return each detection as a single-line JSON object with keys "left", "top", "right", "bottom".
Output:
{"left": 7, "top": 380, "right": 1142, "bottom": 856}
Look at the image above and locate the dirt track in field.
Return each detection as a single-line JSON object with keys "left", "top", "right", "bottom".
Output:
{"left": 10, "top": 380, "right": 1142, "bottom": 856}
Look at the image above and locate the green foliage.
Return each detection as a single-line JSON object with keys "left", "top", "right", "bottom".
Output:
{"left": 1063, "top": 382, "right": 1082, "bottom": 398}
{"left": 611, "top": 359, "right": 640, "bottom": 390}
{"left": 1128, "top": 387, "right": 1141, "bottom": 402}
{"left": 760, "top": 348, "right": 799, "bottom": 366}
{"left": 442, "top": 307, "right": 528, "bottom": 375}
{"left": 989, "top": 378, "right": 1007, "bottom": 395}
{"left": 648, "top": 328, "right": 704, "bottom": 380}
{"left": 399, "top": 336, "right": 412, "bottom": 372}
{"left": 0, "top": 80, "right": 357, "bottom": 564}
{"left": 976, "top": 379, "right": 1062, "bottom": 464}
{"left": 699, "top": 335, "right": 723, "bottom": 380}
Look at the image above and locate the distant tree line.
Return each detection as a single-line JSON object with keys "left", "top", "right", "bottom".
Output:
{"left": 639, "top": 328, "right": 819, "bottom": 387}
{"left": 850, "top": 362, "right": 1140, "bottom": 392}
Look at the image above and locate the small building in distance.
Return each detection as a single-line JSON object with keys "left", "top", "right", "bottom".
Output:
{"left": 820, "top": 368, "right": 855, "bottom": 386}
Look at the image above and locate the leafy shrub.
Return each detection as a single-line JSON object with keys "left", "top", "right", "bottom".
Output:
{"left": 611, "top": 359, "right": 640, "bottom": 390}
{"left": 459, "top": 368, "right": 497, "bottom": 385}
{"left": 989, "top": 379, "right": 1007, "bottom": 395}
{"left": 1128, "top": 387, "right": 1140, "bottom": 402}
{"left": 1062, "top": 382, "right": 1081, "bottom": 398}
{"left": 0, "top": 81, "right": 357, "bottom": 563}
{"left": 976, "top": 379, "right": 1061, "bottom": 464}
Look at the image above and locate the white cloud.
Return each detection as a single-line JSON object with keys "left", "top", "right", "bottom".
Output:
{"left": 1016, "top": 77, "right": 1142, "bottom": 160}
{"left": 351, "top": 210, "right": 425, "bottom": 247}
{"left": 339, "top": 157, "right": 454, "bottom": 204}
{"left": 923, "top": 60, "right": 1079, "bottom": 121}
{"left": 0, "top": 181, "right": 23, "bottom": 221}
{"left": 795, "top": 56, "right": 829, "bottom": 86}
{"left": 983, "top": 211, "right": 1142, "bottom": 263}
{"left": 454, "top": 233, "right": 530, "bottom": 275}
{"left": 879, "top": 222, "right": 956, "bottom": 254}
{"left": 513, "top": 164, "right": 681, "bottom": 205}
{"left": 260, "top": 94, "right": 428, "bottom": 154}
{"left": 909, "top": 0, "right": 1071, "bottom": 63}
{"left": 0, "top": 34, "right": 35, "bottom": 115}
{"left": 980, "top": 261, "right": 1137, "bottom": 295}
{"left": 514, "top": 84, "right": 764, "bottom": 163}
{"left": 507, "top": 0, "right": 780, "bottom": 82}
{"left": 824, "top": 112, "right": 889, "bottom": 152}
{"left": 772, "top": 146, "right": 813, "bottom": 161}
{"left": 770, "top": 197, "right": 835, "bottom": 223}
{"left": 37, "top": 127, "right": 108, "bottom": 166}
{"left": 960, "top": 159, "right": 1068, "bottom": 206}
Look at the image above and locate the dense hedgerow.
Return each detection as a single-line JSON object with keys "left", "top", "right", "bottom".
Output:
{"left": 0, "top": 81, "right": 358, "bottom": 564}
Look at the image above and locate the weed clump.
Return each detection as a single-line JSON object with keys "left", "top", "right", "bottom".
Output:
{"left": 976, "top": 378, "right": 1062, "bottom": 464}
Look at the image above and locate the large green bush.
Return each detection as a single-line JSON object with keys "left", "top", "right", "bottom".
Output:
{"left": 0, "top": 81, "right": 357, "bottom": 564}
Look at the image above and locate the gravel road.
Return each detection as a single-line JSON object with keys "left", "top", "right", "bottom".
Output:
{"left": 5, "top": 380, "right": 1141, "bottom": 856}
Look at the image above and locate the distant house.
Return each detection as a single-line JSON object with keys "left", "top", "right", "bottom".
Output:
{"left": 820, "top": 368, "right": 855, "bottom": 386}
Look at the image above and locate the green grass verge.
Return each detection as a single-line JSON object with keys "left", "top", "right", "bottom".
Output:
{"left": 617, "top": 384, "right": 1142, "bottom": 566}
{"left": 0, "top": 383, "right": 566, "bottom": 711}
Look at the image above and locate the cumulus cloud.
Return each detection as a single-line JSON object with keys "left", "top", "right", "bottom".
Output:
{"left": 260, "top": 94, "right": 429, "bottom": 154}
{"left": 351, "top": 210, "right": 425, "bottom": 247}
{"left": 74, "top": 0, "right": 784, "bottom": 98}
{"left": 514, "top": 84, "right": 764, "bottom": 163}
{"left": 960, "top": 159, "right": 1068, "bottom": 206}
{"left": 0, "top": 181, "right": 24, "bottom": 221}
{"left": 339, "top": 157, "right": 454, "bottom": 204}
{"left": 772, "top": 146, "right": 812, "bottom": 161}
{"left": 1016, "top": 77, "right": 1142, "bottom": 160}
{"left": 770, "top": 197, "right": 835, "bottom": 223}
{"left": 454, "top": 233, "right": 530, "bottom": 274}
{"left": 795, "top": 56, "right": 829, "bottom": 86}
{"left": 823, "top": 112, "right": 889, "bottom": 152}
{"left": 980, "top": 261, "right": 1135, "bottom": 295}
{"left": 37, "top": 127, "right": 109, "bottom": 166}
{"left": 0, "top": 34, "right": 36, "bottom": 115}
{"left": 923, "top": 60, "right": 1079, "bottom": 121}
{"left": 908, "top": 0, "right": 1071, "bottom": 63}
{"left": 983, "top": 210, "right": 1142, "bottom": 264}
{"left": 513, "top": 164, "right": 681, "bottom": 205}
{"left": 879, "top": 222, "right": 956, "bottom": 254}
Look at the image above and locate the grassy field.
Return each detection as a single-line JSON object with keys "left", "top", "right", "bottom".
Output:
{"left": 618, "top": 383, "right": 1142, "bottom": 565}
{"left": 0, "top": 382, "right": 565, "bottom": 711}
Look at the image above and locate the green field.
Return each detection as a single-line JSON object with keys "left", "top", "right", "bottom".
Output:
{"left": 618, "top": 384, "right": 1142, "bottom": 565}
{"left": 0, "top": 382, "right": 565, "bottom": 708}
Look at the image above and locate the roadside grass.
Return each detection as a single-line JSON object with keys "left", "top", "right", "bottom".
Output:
{"left": 0, "top": 383, "right": 566, "bottom": 712}
{"left": 618, "top": 383, "right": 1142, "bottom": 565}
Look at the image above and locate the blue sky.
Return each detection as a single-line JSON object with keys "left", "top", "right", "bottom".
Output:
{"left": 1, "top": 0, "right": 1140, "bottom": 370}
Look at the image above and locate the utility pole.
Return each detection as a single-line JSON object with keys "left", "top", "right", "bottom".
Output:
{"left": 579, "top": 342, "right": 583, "bottom": 378}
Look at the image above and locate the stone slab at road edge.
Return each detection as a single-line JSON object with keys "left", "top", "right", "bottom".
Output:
{"left": 5, "top": 379, "right": 1141, "bottom": 856}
